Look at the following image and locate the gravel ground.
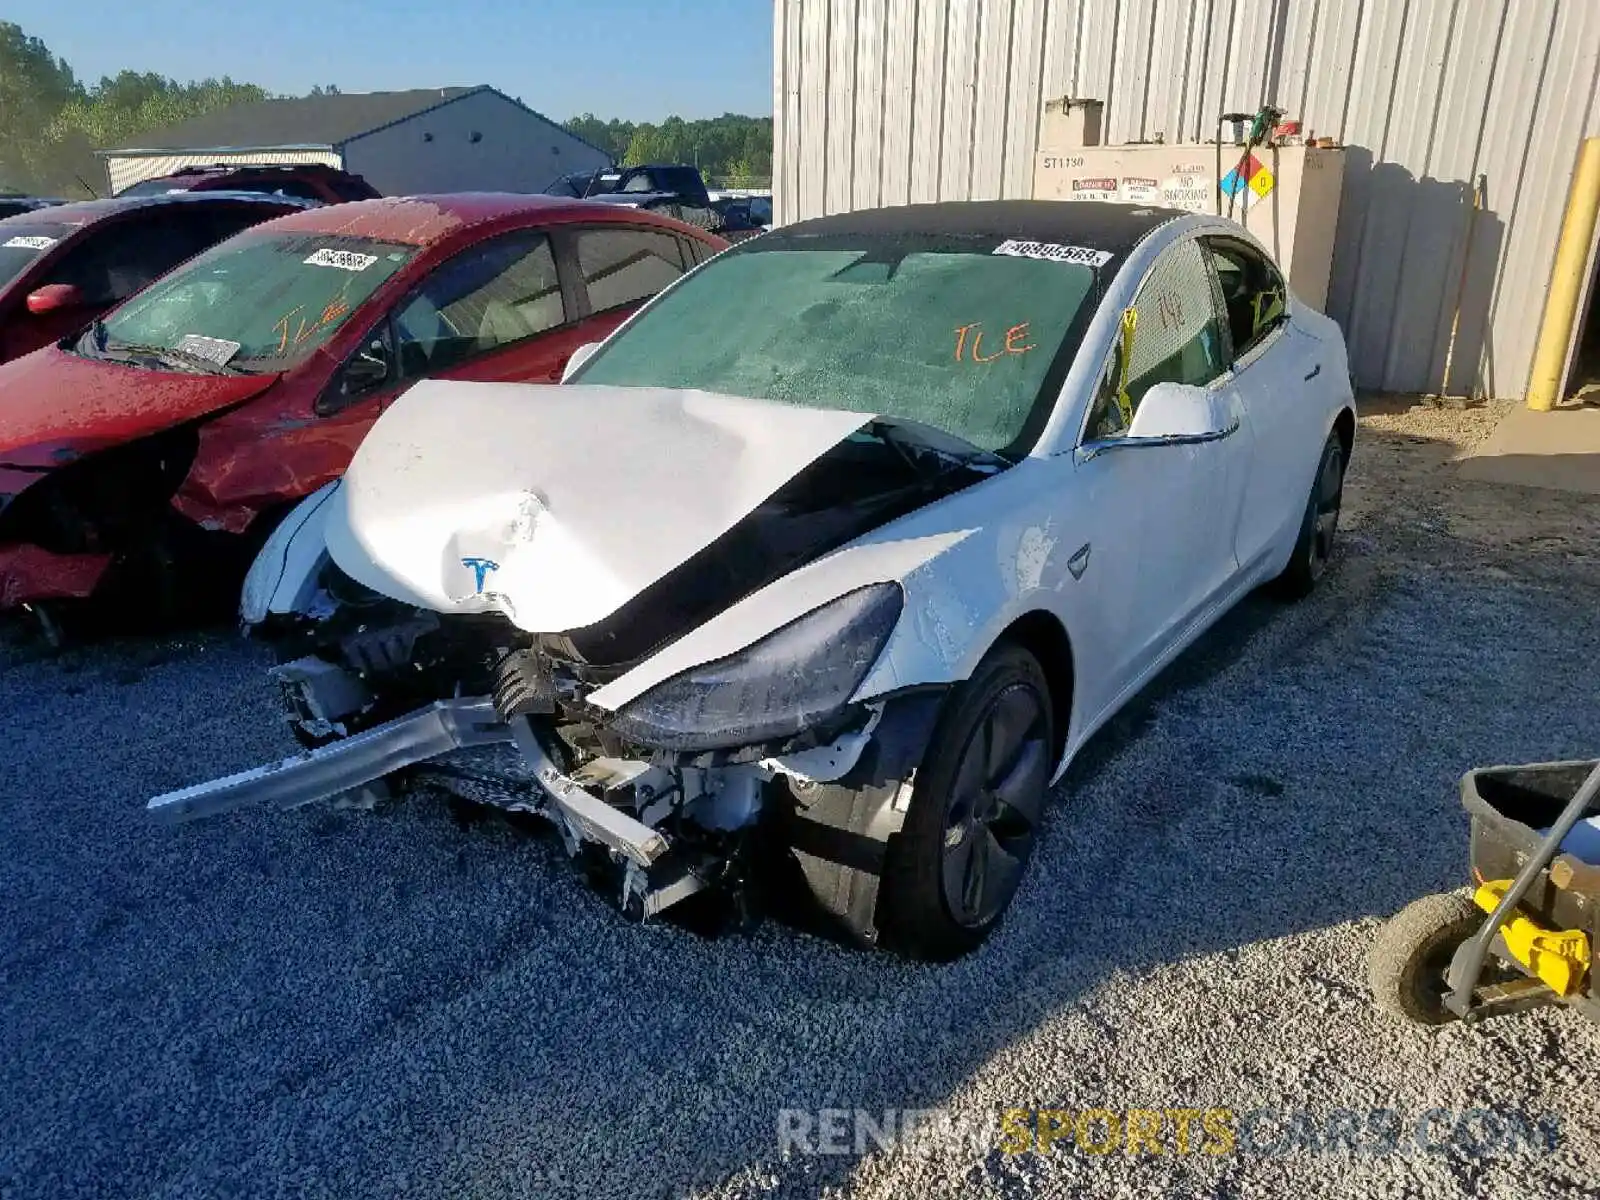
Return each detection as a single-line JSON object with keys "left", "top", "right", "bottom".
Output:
{"left": 1, "top": 402, "right": 1597, "bottom": 1199}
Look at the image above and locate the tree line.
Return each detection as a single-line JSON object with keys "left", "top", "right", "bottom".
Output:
{"left": 562, "top": 113, "right": 773, "bottom": 184}
{"left": 0, "top": 24, "right": 268, "bottom": 195}
{"left": 0, "top": 22, "right": 772, "bottom": 198}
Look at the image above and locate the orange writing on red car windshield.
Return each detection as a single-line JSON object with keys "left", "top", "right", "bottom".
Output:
{"left": 273, "top": 286, "right": 355, "bottom": 353}
{"left": 954, "top": 321, "right": 1036, "bottom": 363}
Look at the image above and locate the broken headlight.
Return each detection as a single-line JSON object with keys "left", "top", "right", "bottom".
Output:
{"left": 606, "top": 582, "right": 904, "bottom": 751}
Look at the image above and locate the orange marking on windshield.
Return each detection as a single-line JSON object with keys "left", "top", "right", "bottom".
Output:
{"left": 972, "top": 332, "right": 1006, "bottom": 362}
{"left": 955, "top": 321, "right": 1037, "bottom": 363}
{"left": 953, "top": 323, "right": 979, "bottom": 361}
{"left": 272, "top": 306, "right": 305, "bottom": 355}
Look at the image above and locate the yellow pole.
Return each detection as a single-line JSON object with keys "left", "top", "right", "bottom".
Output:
{"left": 1527, "top": 137, "right": 1600, "bottom": 411}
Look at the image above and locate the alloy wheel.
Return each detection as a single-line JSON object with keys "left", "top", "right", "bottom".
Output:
{"left": 940, "top": 683, "right": 1051, "bottom": 928}
{"left": 1308, "top": 444, "right": 1344, "bottom": 579}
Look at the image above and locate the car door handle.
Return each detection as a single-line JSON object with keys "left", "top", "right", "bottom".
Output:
{"left": 1304, "top": 363, "right": 1322, "bottom": 381}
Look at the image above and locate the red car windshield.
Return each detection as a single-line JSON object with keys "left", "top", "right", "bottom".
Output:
{"left": 0, "top": 222, "right": 72, "bottom": 289}
{"left": 81, "top": 230, "right": 416, "bottom": 373}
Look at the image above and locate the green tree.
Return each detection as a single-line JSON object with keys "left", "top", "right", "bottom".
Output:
{"left": 563, "top": 112, "right": 634, "bottom": 161}
{"left": 43, "top": 75, "right": 269, "bottom": 195}
{"left": 581, "top": 113, "right": 772, "bottom": 182}
{"left": 0, "top": 22, "right": 80, "bottom": 190}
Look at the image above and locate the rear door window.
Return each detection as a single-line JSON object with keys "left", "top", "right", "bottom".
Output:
{"left": 1202, "top": 238, "right": 1288, "bottom": 361}
{"left": 572, "top": 227, "right": 686, "bottom": 314}
{"left": 193, "top": 204, "right": 292, "bottom": 244}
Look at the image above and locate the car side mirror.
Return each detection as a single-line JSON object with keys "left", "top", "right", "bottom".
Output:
{"left": 26, "top": 283, "right": 86, "bottom": 316}
{"left": 1126, "top": 381, "right": 1234, "bottom": 440}
{"left": 1077, "top": 382, "right": 1237, "bottom": 463}
{"left": 343, "top": 339, "right": 391, "bottom": 393}
{"left": 561, "top": 341, "right": 602, "bottom": 383}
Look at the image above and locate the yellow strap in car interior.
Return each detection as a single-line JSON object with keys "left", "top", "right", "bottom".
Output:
{"left": 1252, "top": 290, "right": 1285, "bottom": 334}
{"left": 1474, "top": 880, "right": 1591, "bottom": 997}
{"left": 1117, "top": 308, "right": 1138, "bottom": 424}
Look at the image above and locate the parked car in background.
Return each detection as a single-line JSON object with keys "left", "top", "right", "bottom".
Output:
{"left": 115, "top": 163, "right": 382, "bottom": 205}
{"left": 0, "top": 193, "right": 726, "bottom": 632}
{"left": 543, "top": 163, "right": 762, "bottom": 237}
{"left": 0, "top": 192, "right": 313, "bottom": 365}
{"left": 0, "top": 195, "right": 67, "bottom": 219}
{"left": 546, "top": 163, "right": 713, "bottom": 208}
{"left": 708, "top": 192, "right": 772, "bottom": 242}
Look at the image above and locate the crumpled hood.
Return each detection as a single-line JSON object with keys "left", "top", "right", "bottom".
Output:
{"left": 0, "top": 346, "right": 279, "bottom": 470}
{"left": 325, "top": 380, "right": 876, "bottom": 632}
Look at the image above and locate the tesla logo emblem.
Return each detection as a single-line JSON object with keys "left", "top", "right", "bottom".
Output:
{"left": 1067, "top": 543, "right": 1092, "bottom": 580}
{"left": 461, "top": 557, "right": 500, "bottom": 593}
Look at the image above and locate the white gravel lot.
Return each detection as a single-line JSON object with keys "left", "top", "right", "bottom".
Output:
{"left": 0, "top": 403, "right": 1596, "bottom": 1199}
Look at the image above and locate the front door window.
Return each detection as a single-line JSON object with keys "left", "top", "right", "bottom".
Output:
{"left": 393, "top": 230, "right": 565, "bottom": 377}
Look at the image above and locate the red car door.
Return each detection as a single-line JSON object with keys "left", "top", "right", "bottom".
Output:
{"left": 431, "top": 306, "right": 637, "bottom": 385}
{"left": 384, "top": 225, "right": 633, "bottom": 390}
{"left": 317, "top": 220, "right": 705, "bottom": 426}
{"left": 2, "top": 204, "right": 298, "bottom": 362}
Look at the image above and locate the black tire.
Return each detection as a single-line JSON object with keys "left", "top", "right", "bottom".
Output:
{"left": 1271, "top": 429, "right": 1345, "bottom": 600}
{"left": 878, "top": 642, "right": 1055, "bottom": 962}
{"left": 1368, "top": 890, "right": 1482, "bottom": 1026}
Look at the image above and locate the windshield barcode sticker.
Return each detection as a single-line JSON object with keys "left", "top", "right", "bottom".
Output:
{"left": 304, "top": 248, "right": 378, "bottom": 271}
{"left": 993, "top": 240, "right": 1113, "bottom": 268}
{"left": 3, "top": 235, "right": 57, "bottom": 250}
{"left": 175, "top": 333, "right": 242, "bottom": 366}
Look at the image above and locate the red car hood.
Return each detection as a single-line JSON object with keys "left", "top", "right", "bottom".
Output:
{"left": 0, "top": 347, "right": 279, "bottom": 470}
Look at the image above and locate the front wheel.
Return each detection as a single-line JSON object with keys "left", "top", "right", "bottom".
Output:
{"left": 1368, "top": 890, "right": 1482, "bottom": 1025}
{"left": 1270, "top": 429, "right": 1345, "bottom": 600}
{"left": 878, "top": 642, "right": 1056, "bottom": 962}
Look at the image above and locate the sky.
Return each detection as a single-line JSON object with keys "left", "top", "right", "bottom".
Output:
{"left": 8, "top": 0, "right": 774, "bottom": 122}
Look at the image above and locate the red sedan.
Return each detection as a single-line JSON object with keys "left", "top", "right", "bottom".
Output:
{"left": 0, "top": 192, "right": 312, "bottom": 364}
{"left": 0, "top": 193, "right": 726, "bottom": 626}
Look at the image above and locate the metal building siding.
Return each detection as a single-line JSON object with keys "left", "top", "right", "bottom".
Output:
{"left": 773, "top": 0, "right": 1600, "bottom": 396}
{"left": 106, "top": 149, "right": 342, "bottom": 194}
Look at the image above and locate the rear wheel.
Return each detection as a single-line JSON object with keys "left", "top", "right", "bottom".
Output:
{"left": 1271, "top": 430, "right": 1344, "bottom": 600}
{"left": 1368, "top": 890, "right": 1482, "bottom": 1025}
{"left": 879, "top": 642, "right": 1055, "bottom": 962}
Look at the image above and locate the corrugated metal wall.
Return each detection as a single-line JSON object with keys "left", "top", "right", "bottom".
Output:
{"left": 773, "top": 0, "right": 1600, "bottom": 397}
{"left": 105, "top": 149, "right": 344, "bottom": 196}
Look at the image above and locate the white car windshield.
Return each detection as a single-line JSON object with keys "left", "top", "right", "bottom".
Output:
{"left": 574, "top": 233, "right": 1100, "bottom": 457}
{"left": 80, "top": 230, "right": 416, "bottom": 371}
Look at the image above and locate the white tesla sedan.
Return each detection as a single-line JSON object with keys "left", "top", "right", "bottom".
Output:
{"left": 155, "top": 201, "right": 1356, "bottom": 961}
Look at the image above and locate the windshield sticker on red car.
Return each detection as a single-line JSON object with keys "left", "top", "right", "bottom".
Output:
{"left": 175, "top": 333, "right": 242, "bottom": 366}
{"left": 3, "top": 235, "right": 57, "bottom": 250}
{"left": 304, "top": 248, "right": 379, "bottom": 271}
{"left": 992, "top": 240, "right": 1113, "bottom": 268}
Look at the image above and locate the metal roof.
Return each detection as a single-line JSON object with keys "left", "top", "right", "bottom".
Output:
{"left": 771, "top": 198, "right": 1177, "bottom": 251}
{"left": 105, "top": 88, "right": 480, "bottom": 154}
{"left": 255, "top": 193, "right": 719, "bottom": 247}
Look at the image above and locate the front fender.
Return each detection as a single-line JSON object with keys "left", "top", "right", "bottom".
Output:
{"left": 238, "top": 480, "right": 341, "bottom": 626}
{"left": 588, "top": 461, "right": 1104, "bottom": 745}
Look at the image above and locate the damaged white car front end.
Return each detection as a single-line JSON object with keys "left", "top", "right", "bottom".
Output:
{"left": 156, "top": 203, "right": 1355, "bottom": 959}
{"left": 186, "top": 381, "right": 1016, "bottom": 943}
